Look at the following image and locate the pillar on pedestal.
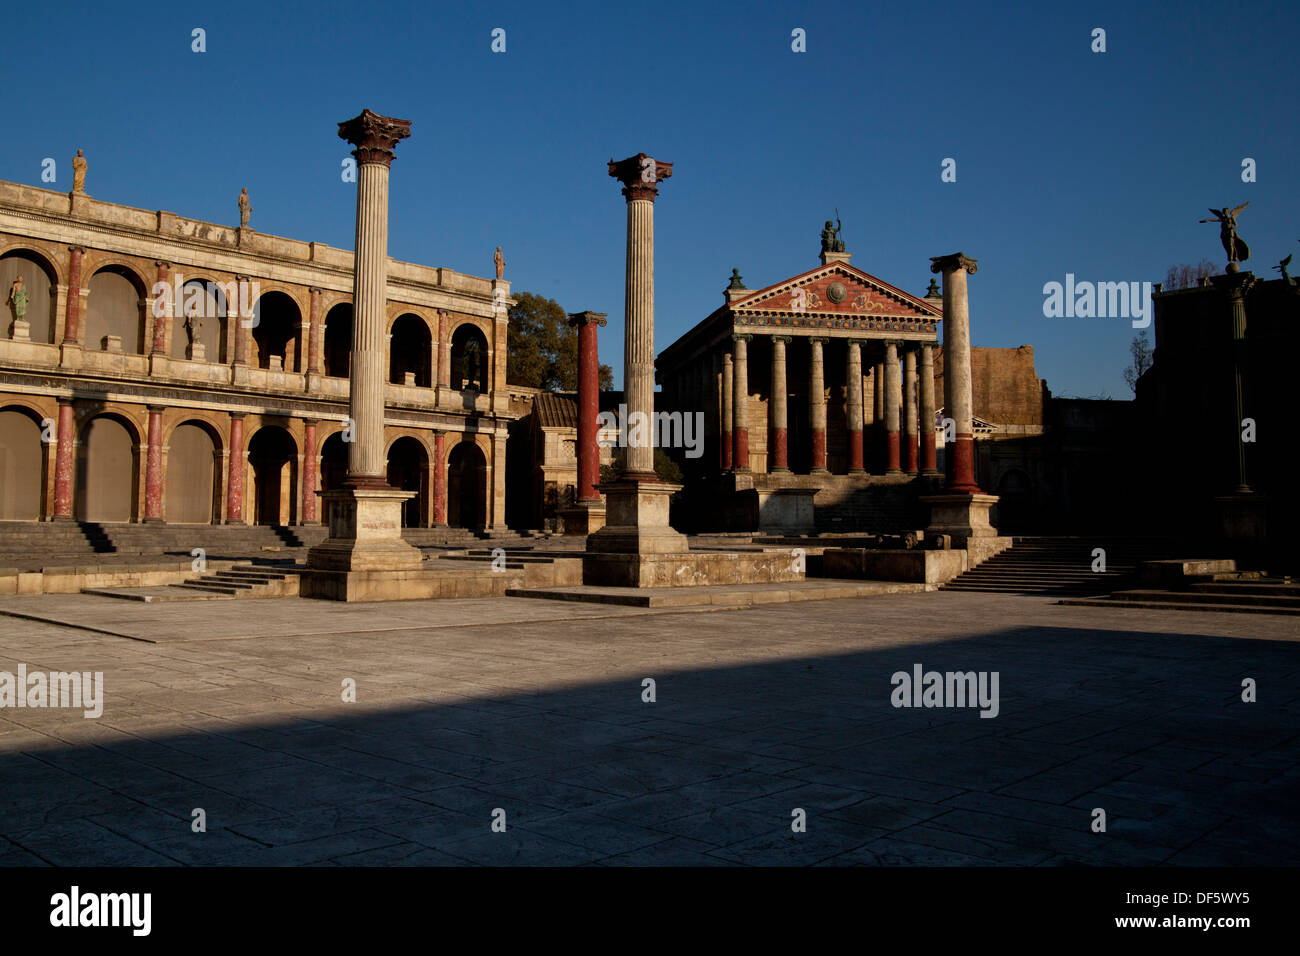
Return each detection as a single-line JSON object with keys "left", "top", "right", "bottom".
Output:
{"left": 732, "top": 333, "right": 751, "bottom": 472}
{"left": 306, "top": 288, "right": 323, "bottom": 383}
{"left": 560, "top": 310, "right": 608, "bottom": 535}
{"left": 903, "top": 346, "right": 919, "bottom": 474}
{"left": 226, "top": 412, "right": 245, "bottom": 524}
{"left": 721, "top": 350, "right": 733, "bottom": 470}
{"left": 872, "top": 359, "right": 886, "bottom": 472}
{"left": 144, "top": 405, "right": 164, "bottom": 522}
{"left": 302, "top": 419, "right": 319, "bottom": 524}
{"left": 432, "top": 430, "right": 448, "bottom": 526}
{"left": 150, "top": 262, "right": 170, "bottom": 357}
{"left": 770, "top": 335, "right": 790, "bottom": 472}
{"left": 62, "top": 247, "right": 84, "bottom": 347}
{"left": 809, "top": 337, "right": 828, "bottom": 474}
{"left": 846, "top": 339, "right": 864, "bottom": 473}
{"left": 52, "top": 399, "right": 76, "bottom": 519}
{"left": 304, "top": 109, "right": 423, "bottom": 581}
{"left": 884, "top": 341, "right": 902, "bottom": 474}
{"left": 920, "top": 343, "right": 939, "bottom": 474}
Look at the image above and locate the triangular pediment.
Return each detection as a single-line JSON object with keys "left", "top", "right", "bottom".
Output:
{"left": 728, "top": 263, "right": 942, "bottom": 321}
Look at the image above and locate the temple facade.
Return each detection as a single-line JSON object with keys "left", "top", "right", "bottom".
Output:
{"left": 0, "top": 175, "right": 513, "bottom": 528}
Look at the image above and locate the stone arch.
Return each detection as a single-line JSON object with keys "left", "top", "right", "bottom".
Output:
{"left": 165, "top": 420, "right": 222, "bottom": 524}
{"left": 386, "top": 435, "right": 429, "bottom": 527}
{"left": 247, "top": 425, "right": 298, "bottom": 525}
{"left": 450, "top": 322, "right": 489, "bottom": 391}
{"left": 447, "top": 439, "right": 487, "bottom": 529}
{"left": 323, "top": 302, "right": 353, "bottom": 378}
{"left": 170, "top": 276, "right": 228, "bottom": 363}
{"left": 0, "top": 406, "right": 46, "bottom": 519}
{"left": 86, "top": 265, "right": 147, "bottom": 354}
{"left": 250, "top": 290, "right": 302, "bottom": 371}
{"left": 0, "top": 248, "right": 58, "bottom": 345}
{"left": 389, "top": 313, "right": 432, "bottom": 387}
{"left": 75, "top": 413, "right": 139, "bottom": 522}
{"left": 319, "top": 429, "right": 349, "bottom": 493}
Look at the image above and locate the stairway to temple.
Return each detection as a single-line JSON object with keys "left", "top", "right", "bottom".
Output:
{"left": 941, "top": 537, "right": 1187, "bottom": 596}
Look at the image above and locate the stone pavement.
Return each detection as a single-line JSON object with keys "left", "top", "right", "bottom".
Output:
{"left": 0, "top": 591, "right": 1296, "bottom": 866}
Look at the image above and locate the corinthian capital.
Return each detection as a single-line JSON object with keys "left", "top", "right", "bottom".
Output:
{"left": 608, "top": 153, "right": 674, "bottom": 202}
{"left": 338, "top": 109, "right": 413, "bottom": 167}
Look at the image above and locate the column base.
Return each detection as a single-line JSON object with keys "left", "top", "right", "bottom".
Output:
{"left": 305, "top": 486, "right": 423, "bottom": 572}
{"left": 848, "top": 467, "right": 866, "bottom": 475}
{"left": 586, "top": 477, "right": 687, "bottom": 554}
{"left": 921, "top": 493, "right": 1000, "bottom": 543}
{"left": 558, "top": 499, "right": 606, "bottom": 536}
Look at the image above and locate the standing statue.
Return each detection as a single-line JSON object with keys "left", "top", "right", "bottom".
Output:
{"left": 494, "top": 246, "right": 504, "bottom": 280}
{"left": 1200, "top": 202, "right": 1250, "bottom": 267}
{"left": 184, "top": 297, "right": 203, "bottom": 344}
{"left": 7, "top": 275, "right": 27, "bottom": 321}
{"left": 1276, "top": 253, "right": 1294, "bottom": 286}
{"left": 820, "top": 214, "right": 845, "bottom": 253}
{"left": 71, "top": 149, "right": 87, "bottom": 194}
{"left": 238, "top": 188, "right": 252, "bottom": 228}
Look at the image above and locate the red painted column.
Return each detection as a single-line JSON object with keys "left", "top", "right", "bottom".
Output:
{"left": 144, "top": 405, "right": 164, "bottom": 521}
{"left": 150, "top": 261, "right": 170, "bottom": 356}
{"left": 809, "top": 337, "right": 827, "bottom": 473}
{"left": 903, "top": 347, "right": 920, "bottom": 474}
{"left": 226, "top": 412, "right": 245, "bottom": 523}
{"left": 885, "top": 342, "right": 902, "bottom": 474}
{"left": 53, "top": 400, "right": 76, "bottom": 519}
{"left": 770, "top": 335, "right": 789, "bottom": 472}
{"left": 301, "top": 418, "right": 318, "bottom": 523}
{"left": 307, "top": 288, "right": 323, "bottom": 376}
{"left": 920, "top": 343, "right": 938, "bottom": 474}
{"left": 568, "top": 310, "right": 607, "bottom": 501}
{"left": 732, "top": 334, "right": 750, "bottom": 471}
{"left": 437, "top": 311, "right": 451, "bottom": 388}
{"left": 232, "top": 276, "right": 249, "bottom": 366}
{"left": 432, "top": 430, "right": 448, "bottom": 525}
{"left": 63, "top": 247, "right": 85, "bottom": 345}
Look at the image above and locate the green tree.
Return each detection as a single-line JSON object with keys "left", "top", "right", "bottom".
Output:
{"left": 507, "top": 291, "right": 613, "bottom": 391}
{"left": 599, "top": 447, "right": 683, "bottom": 485}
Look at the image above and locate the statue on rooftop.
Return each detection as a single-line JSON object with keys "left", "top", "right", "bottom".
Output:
{"left": 494, "top": 246, "right": 504, "bottom": 280}
{"left": 1200, "top": 202, "right": 1250, "bottom": 268}
{"left": 238, "top": 188, "right": 252, "bottom": 228}
{"left": 820, "top": 215, "right": 845, "bottom": 253}
{"left": 71, "top": 149, "right": 87, "bottom": 194}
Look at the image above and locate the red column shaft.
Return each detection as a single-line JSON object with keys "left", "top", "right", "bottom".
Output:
{"left": 922, "top": 431, "right": 937, "bottom": 473}
{"left": 302, "top": 419, "right": 318, "bottom": 523}
{"left": 63, "top": 247, "right": 84, "bottom": 345}
{"left": 733, "top": 429, "right": 748, "bottom": 471}
{"left": 226, "top": 414, "right": 245, "bottom": 523}
{"left": 151, "top": 262, "right": 169, "bottom": 355}
{"left": 432, "top": 431, "right": 448, "bottom": 524}
{"left": 811, "top": 429, "right": 826, "bottom": 471}
{"left": 848, "top": 430, "right": 863, "bottom": 472}
{"left": 951, "top": 435, "right": 978, "bottom": 493}
{"left": 53, "top": 401, "right": 75, "bottom": 517}
{"left": 576, "top": 322, "right": 600, "bottom": 500}
{"left": 772, "top": 428, "right": 788, "bottom": 470}
{"left": 905, "top": 431, "right": 919, "bottom": 473}
{"left": 144, "top": 407, "right": 164, "bottom": 521}
{"left": 887, "top": 432, "right": 901, "bottom": 473}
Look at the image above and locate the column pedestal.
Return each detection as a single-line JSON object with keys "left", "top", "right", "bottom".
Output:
{"left": 920, "top": 493, "right": 1000, "bottom": 543}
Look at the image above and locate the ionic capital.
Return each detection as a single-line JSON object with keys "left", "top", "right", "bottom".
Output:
{"left": 930, "top": 252, "right": 979, "bottom": 275}
{"left": 568, "top": 310, "right": 608, "bottom": 329}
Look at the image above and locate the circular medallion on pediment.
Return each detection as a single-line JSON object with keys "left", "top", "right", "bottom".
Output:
{"left": 827, "top": 281, "right": 847, "bottom": 303}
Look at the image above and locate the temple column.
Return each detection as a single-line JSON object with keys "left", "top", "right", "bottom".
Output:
{"left": 432, "top": 430, "right": 448, "bottom": 525}
{"left": 144, "top": 405, "right": 164, "bottom": 522}
{"left": 769, "top": 335, "right": 790, "bottom": 472}
{"left": 302, "top": 418, "right": 319, "bottom": 523}
{"left": 559, "top": 310, "right": 608, "bottom": 535}
{"left": 721, "top": 350, "right": 734, "bottom": 469}
{"left": 226, "top": 412, "right": 245, "bottom": 524}
{"left": 732, "top": 333, "right": 750, "bottom": 471}
{"left": 931, "top": 253, "right": 980, "bottom": 493}
{"left": 809, "top": 337, "right": 827, "bottom": 473}
{"left": 920, "top": 343, "right": 939, "bottom": 474}
{"left": 846, "top": 340, "right": 864, "bottom": 473}
{"left": 52, "top": 399, "right": 76, "bottom": 519}
{"left": 872, "top": 359, "right": 886, "bottom": 472}
{"left": 903, "top": 346, "right": 919, "bottom": 474}
{"left": 885, "top": 342, "right": 902, "bottom": 474}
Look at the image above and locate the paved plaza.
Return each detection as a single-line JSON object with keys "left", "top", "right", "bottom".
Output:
{"left": 0, "top": 590, "right": 1296, "bottom": 866}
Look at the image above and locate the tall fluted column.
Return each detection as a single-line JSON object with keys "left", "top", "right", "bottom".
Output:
{"left": 608, "top": 153, "right": 672, "bottom": 479}
{"left": 732, "top": 333, "right": 751, "bottom": 471}
{"left": 885, "top": 342, "right": 902, "bottom": 474}
{"left": 770, "top": 336, "right": 790, "bottom": 472}
{"left": 62, "top": 247, "right": 85, "bottom": 345}
{"left": 931, "top": 253, "right": 980, "bottom": 492}
{"left": 144, "top": 405, "right": 164, "bottom": 521}
{"left": 150, "top": 261, "right": 170, "bottom": 356}
{"left": 226, "top": 412, "right": 245, "bottom": 524}
{"left": 846, "top": 340, "right": 864, "bottom": 473}
{"left": 903, "top": 347, "right": 919, "bottom": 473}
{"left": 338, "top": 110, "right": 411, "bottom": 486}
{"left": 569, "top": 310, "right": 607, "bottom": 501}
{"left": 721, "top": 350, "right": 733, "bottom": 470}
{"left": 872, "top": 359, "right": 886, "bottom": 472}
{"left": 920, "top": 343, "right": 938, "bottom": 474}
{"left": 53, "top": 399, "right": 76, "bottom": 519}
{"left": 432, "top": 430, "right": 448, "bottom": 525}
{"left": 809, "top": 338, "right": 827, "bottom": 473}
{"left": 302, "top": 419, "right": 319, "bottom": 523}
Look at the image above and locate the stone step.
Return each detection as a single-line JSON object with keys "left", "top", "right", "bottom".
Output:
{"left": 1109, "top": 589, "right": 1300, "bottom": 609}
{"left": 1060, "top": 597, "right": 1300, "bottom": 616}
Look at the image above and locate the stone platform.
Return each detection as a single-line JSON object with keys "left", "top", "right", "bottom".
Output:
{"left": 581, "top": 549, "right": 804, "bottom": 588}
{"left": 507, "top": 579, "right": 927, "bottom": 608}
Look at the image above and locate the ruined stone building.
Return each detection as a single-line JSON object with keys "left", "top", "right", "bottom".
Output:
{"left": 0, "top": 176, "right": 514, "bottom": 529}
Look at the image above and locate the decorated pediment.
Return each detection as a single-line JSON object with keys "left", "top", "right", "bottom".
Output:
{"left": 726, "top": 264, "right": 941, "bottom": 336}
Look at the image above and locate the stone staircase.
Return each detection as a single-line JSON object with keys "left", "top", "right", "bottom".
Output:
{"left": 941, "top": 537, "right": 1185, "bottom": 595}
{"left": 0, "top": 520, "right": 115, "bottom": 569}
{"left": 1062, "top": 576, "right": 1300, "bottom": 616}
{"left": 83, "top": 561, "right": 301, "bottom": 602}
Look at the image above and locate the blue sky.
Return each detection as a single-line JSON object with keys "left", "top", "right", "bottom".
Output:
{"left": 5, "top": 0, "right": 1297, "bottom": 397}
